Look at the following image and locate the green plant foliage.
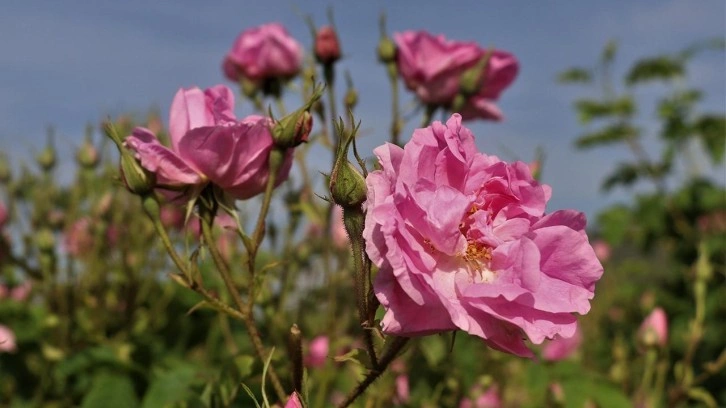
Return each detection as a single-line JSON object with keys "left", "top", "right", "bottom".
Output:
{"left": 81, "top": 372, "right": 139, "bottom": 408}
{"left": 557, "top": 67, "right": 592, "bottom": 84}
{"left": 575, "top": 123, "right": 639, "bottom": 148}
{"left": 694, "top": 115, "right": 726, "bottom": 164}
{"left": 626, "top": 56, "right": 684, "bottom": 85}
{"left": 574, "top": 96, "right": 635, "bottom": 124}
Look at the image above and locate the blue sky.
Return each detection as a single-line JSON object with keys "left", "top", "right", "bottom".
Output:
{"left": 0, "top": 0, "right": 724, "bottom": 220}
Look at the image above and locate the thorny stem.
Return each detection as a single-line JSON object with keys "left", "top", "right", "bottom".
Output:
{"left": 246, "top": 150, "right": 282, "bottom": 314}
{"left": 324, "top": 64, "right": 339, "bottom": 160}
{"left": 201, "top": 198, "right": 287, "bottom": 401}
{"left": 143, "top": 196, "right": 247, "bottom": 322}
{"left": 200, "top": 212, "right": 248, "bottom": 315}
{"left": 146, "top": 193, "right": 287, "bottom": 401}
{"left": 349, "top": 226, "right": 378, "bottom": 369}
{"left": 337, "top": 337, "right": 410, "bottom": 408}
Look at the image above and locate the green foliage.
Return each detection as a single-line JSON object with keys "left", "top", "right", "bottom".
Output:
{"left": 574, "top": 96, "right": 635, "bottom": 124}
{"left": 694, "top": 115, "right": 726, "bottom": 164}
{"left": 575, "top": 123, "right": 639, "bottom": 148}
{"left": 557, "top": 68, "right": 592, "bottom": 84}
{"left": 81, "top": 372, "right": 139, "bottom": 408}
{"left": 563, "top": 39, "right": 726, "bottom": 407}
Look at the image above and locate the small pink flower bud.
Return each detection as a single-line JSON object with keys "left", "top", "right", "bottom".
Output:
{"left": 10, "top": 281, "right": 32, "bottom": 302}
{"left": 592, "top": 240, "right": 611, "bottom": 262}
{"left": 315, "top": 25, "right": 341, "bottom": 65}
{"left": 304, "top": 335, "right": 329, "bottom": 368}
{"left": 394, "top": 375, "right": 410, "bottom": 405}
{"left": 0, "top": 324, "right": 17, "bottom": 353}
{"left": 272, "top": 87, "right": 322, "bottom": 149}
{"left": 638, "top": 307, "right": 668, "bottom": 348}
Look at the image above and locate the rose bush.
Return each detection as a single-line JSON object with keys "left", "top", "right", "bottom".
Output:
{"left": 364, "top": 114, "right": 603, "bottom": 357}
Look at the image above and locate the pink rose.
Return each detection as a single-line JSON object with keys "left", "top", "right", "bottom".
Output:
{"left": 284, "top": 392, "right": 303, "bottom": 408}
{"left": 638, "top": 307, "right": 668, "bottom": 348}
{"left": 304, "top": 335, "right": 329, "bottom": 368}
{"left": 459, "top": 385, "right": 501, "bottom": 408}
{"left": 124, "top": 85, "right": 293, "bottom": 200}
{"left": 364, "top": 114, "right": 603, "bottom": 357}
{"left": 223, "top": 23, "right": 303, "bottom": 82}
{"left": 10, "top": 281, "right": 32, "bottom": 302}
{"left": 64, "top": 217, "right": 94, "bottom": 257}
{"left": 395, "top": 31, "right": 481, "bottom": 105}
{"left": 0, "top": 324, "right": 16, "bottom": 353}
{"left": 542, "top": 325, "right": 583, "bottom": 361}
{"left": 394, "top": 31, "right": 518, "bottom": 120}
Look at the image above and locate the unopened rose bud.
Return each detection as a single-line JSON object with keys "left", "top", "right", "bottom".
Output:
{"left": 119, "top": 150, "right": 156, "bottom": 195}
{"left": 36, "top": 145, "right": 56, "bottom": 172}
{"left": 377, "top": 36, "right": 397, "bottom": 64}
{"left": 344, "top": 88, "right": 358, "bottom": 111}
{"left": 330, "top": 161, "right": 366, "bottom": 208}
{"left": 76, "top": 137, "right": 99, "bottom": 169}
{"left": 638, "top": 307, "right": 668, "bottom": 349}
{"left": 104, "top": 121, "right": 156, "bottom": 195}
{"left": 34, "top": 228, "right": 55, "bottom": 253}
{"left": 272, "top": 86, "right": 323, "bottom": 148}
{"left": 315, "top": 25, "right": 341, "bottom": 65}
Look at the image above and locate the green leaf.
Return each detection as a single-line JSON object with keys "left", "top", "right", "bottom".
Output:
{"left": 141, "top": 363, "right": 197, "bottom": 408}
{"left": 601, "top": 163, "right": 643, "bottom": 190}
{"left": 574, "top": 97, "right": 635, "bottom": 124}
{"left": 575, "top": 123, "right": 639, "bottom": 148}
{"left": 693, "top": 115, "right": 726, "bottom": 163}
{"left": 560, "top": 374, "right": 631, "bottom": 408}
{"left": 420, "top": 334, "right": 446, "bottom": 368}
{"left": 596, "top": 205, "right": 632, "bottom": 246}
{"left": 81, "top": 371, "right": 139, "bottom": 408}
{"left": 680, "top": 37, "right": 726, "bottom": 59}
{"left": 557, "top": 67, "right": 592, "bottom": 84}
{"left": 626, "top": 55, "right": 684, "bottom": 86}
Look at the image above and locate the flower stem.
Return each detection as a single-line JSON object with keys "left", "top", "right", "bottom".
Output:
{"left": 389, "top": 71, "right": 401, "bottom": 146}
{"left": 421, "top": 104, "right": 437, "bottom": 128}
{"left": 324, "top": 64, "right": 339, "bottom": 158}
{"left": 337, "top": 337, "right": 409, "bottom": 408}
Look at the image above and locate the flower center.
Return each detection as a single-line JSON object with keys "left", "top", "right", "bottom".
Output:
{"left": 458, "top": 204, "right": 496, "bottom": 282}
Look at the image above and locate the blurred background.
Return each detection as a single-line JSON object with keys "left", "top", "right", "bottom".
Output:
{"left": 1, "top": 0, "right": 724, "bottom": 218}
{"left": 0, "top": 1, "right": 724, "bottom": 407}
